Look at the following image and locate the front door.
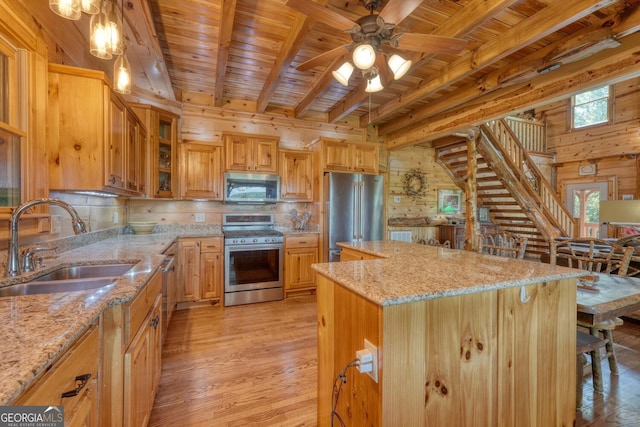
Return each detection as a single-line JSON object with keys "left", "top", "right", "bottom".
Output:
{"left": 565, "top": 182, "right": 608, "bottom": 238}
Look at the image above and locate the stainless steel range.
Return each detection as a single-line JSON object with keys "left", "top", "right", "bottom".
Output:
{"left": 222, "top": 213, "right": 284, "bottom": 306}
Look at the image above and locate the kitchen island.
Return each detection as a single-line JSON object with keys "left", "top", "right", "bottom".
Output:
{"left": 312, "top": 241, "right": 585, "bottom": 427}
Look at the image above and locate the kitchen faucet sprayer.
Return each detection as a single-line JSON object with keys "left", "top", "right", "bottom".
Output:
{"left": 5, "top": 198, "right": 88, "bottom": 277}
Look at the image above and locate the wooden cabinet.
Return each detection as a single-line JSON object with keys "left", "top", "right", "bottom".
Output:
{"left": 123, "top": 271, "right": 162, "bottom": 427}
{"left": 177, "top": 237, "right": 223, "bottom": 305}
{"left": 130, "top": 103, "right": 179, "bottom": 199}
{"left": 126, "top": 111, "right": 147, "bottom": 193}
{"left": 339, "top": 246, "right": 383, "bottom": 261}
{"left": 179, "top": 142, "right": 223, "bottom": 200}
{"left": 438, "top": 223, "right": 499, "bottom": 249}
{"left": 279, "top": 149, "right": 313, "bottom": 202}
{"left": 15, "top": 325, "right": 99, "bottom": 427}
{"left": 321, "top": 138, "right": 379, "bottom": 173}
{"left": 224, "top": 133, "right": 278, "bottom": 173}
{"left": 284, "top": 235, "right": 319, "bottom": 296}
{"left": 47, "top": 64, "right": 146, "bottom": 196}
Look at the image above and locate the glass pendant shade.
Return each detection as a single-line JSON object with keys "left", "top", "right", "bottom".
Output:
{"left": 49, "top": 0, "right": 81, "bottom": 20}
{"left": 332, "top": 62, "right": 354, "bottom": 86}
{"left": 352, "top": 44, "right": 376, "bottom": 70}
{"left": 90, "top": 3, "right": 112, "bottom": 59}
{"left": 114, "top": 53, "right": 132, "bottom": 94}
{"left": 365, "top": 74, "right": 384, "bottom": 93}
{"left": 81, "top": 0, "right": 100, "bottom": 14}
{"left": 106, "top": 0, "right": 123, "bottom": 55}
{"left": 388, "top": 54, "right": 412, "bottom": 80}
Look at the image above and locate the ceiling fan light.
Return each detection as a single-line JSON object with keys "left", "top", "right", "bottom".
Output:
{"left": 332, "top": 62, "right": 354, "bottom": 86}
{"left": 353, "top": 44, "right": 376, "bottom": 70}
{"left": 81, "top": 0, "right": 100, "bottom": 14}
{"left": 365, "top": 74, "right": 384, "bottom": 93}
{"left": 388, "top": 54, "right": 412, "bottom": 80}
{"left": 49, "top": 0, "right": 82, "bottom": 20}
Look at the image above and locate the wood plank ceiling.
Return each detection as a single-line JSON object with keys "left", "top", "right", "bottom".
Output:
{"left": 127, "top": 0, "right": 640, "bottom": 141}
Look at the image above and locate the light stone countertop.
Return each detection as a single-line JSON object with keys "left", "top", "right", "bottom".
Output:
{"left": 311, "top": 240, "right": 584, "bottom": 307}
{"left": 0, "top": 232, "right": 181, "bottom": 405}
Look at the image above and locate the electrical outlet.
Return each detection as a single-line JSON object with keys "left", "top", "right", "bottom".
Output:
{"left": 394, "top": 196, "right": 401, "bottom": 203}
{"left": 51, "top": 215, "right": 61, "bottom": 234}
{"left": 364, "top": 339, "right": 378, "bottom": 383}
{"left": 112, "top": 212, "right": 119, "bottom": 224}
{"left": 195, "top": 212, "right": 205, "bottom": 222}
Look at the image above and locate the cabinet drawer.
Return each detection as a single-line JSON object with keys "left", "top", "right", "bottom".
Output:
{"left": 16, "top": 325, "right": 99, "bottom": 412}
{"left": 200, "top": 237, "right": 223, "bottom": 253}
{"left": 285, "top": 235, "right": 319, "bottom": 249}
{"left": 126, "top": 271, "right": 162, "bottom": 344}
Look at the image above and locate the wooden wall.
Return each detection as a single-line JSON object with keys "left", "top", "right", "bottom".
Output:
{"left": 537, "top": 77, "right": 640, "bottom": 199}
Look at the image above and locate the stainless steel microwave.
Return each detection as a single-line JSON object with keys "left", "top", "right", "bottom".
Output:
{"left": 224, "top": 172, "right": 280, "bottom": 204}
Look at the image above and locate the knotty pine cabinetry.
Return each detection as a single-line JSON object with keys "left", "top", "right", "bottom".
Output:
{"left": 284, "top": 234, "right": 318, "bottom": 296}
{"left": 224, "top": 133, "right": 278, "bottom": 173}
{"left": 339, "top": 246, "right": 383, "bottom": 261}
{"left": 177, "top": 237, "right": 223, "bottom": 305}
{"left": 321, "top": 138, "right": 379, "bottom": 174}
{"left": 179, "top": 142, "right": 223, "bottom": 200}
{"left": 48, "top": 64, "right": 146, "bottom": 196}
{"left": 15, "top": 325, "right": 99, "bottom": 427}
{"left": 438, "top": 223, "right": 499, "bottom": 250}
{"left": 278, "top": 149, "right": 313, "bottom": 202}
{"left": 130, "top": 103, "right": 179, "bottom": 198}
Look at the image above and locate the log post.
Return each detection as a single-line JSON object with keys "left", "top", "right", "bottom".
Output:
{"left": 465, "top": 128, "right": 479, "bottom": 251}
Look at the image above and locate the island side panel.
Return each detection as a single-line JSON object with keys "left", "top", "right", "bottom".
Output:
{"left": 497, "top": 279, "right": 576, "bottom": 427}
{"left": 317, "top": 275, "right": 382, "bottom": 427}
{"left": 382, "top": 290, "right": 498, "bottom": 426}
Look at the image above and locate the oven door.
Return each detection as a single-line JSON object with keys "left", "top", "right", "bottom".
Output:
{"left": 224, "top": 243, "right": 283, "bottom": 293}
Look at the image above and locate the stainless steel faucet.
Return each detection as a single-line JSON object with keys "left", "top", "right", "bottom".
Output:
{"left": 5, "top": 198, "right": 88, "bottom": 277}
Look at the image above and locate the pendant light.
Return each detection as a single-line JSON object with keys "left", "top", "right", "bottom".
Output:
{"left": 80, "top": 0, "right": 100, "bottom": 14}
{"left": 106, "top": 0, "right": 122, "bottom": 55}
{"left": 49, "top": 0, "right": 81, "bottom": 20}
{"left": 113, "top": 0, "right": 132, "bottom": 94}
{"left": 90, "top": 1, "right": 112, "bottom": 59}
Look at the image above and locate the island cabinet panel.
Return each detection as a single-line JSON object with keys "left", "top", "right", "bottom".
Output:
{"left": 317, "top": 276, "right": 576, "bottom": 426}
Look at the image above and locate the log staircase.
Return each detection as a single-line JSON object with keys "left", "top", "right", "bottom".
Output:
{"left": 436, "top": 118, "right": 576, "bottom": 259}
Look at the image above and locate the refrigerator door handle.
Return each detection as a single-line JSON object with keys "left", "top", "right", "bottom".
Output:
{"left": 352, "top": 182, "right": 359, "bottom": 241}
{"left": 358, "top": 181, "right": 364, "bottom": 240}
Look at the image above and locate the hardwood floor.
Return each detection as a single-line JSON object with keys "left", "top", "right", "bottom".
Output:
{"left": 150, "top": 295, "right": 640, "bottom": 426}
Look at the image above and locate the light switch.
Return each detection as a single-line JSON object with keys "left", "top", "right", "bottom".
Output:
{"left": 394, "top": 196, "right": 401, "bottom": 203}
{"left": 195, "top": 213, "right": 205, "bottom": 222}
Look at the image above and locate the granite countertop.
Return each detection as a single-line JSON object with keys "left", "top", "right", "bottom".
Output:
{"left": 0, "top": 232, "right": 179, "bottom": 405}
{"left": 312, "top": 241, "right": 584, "bottom": 307}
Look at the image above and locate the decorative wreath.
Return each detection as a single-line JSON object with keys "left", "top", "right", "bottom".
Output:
{"left": 403, "top": 169, "right": 427, "bottom": 199}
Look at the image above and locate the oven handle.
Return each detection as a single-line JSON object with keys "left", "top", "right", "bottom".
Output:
{"left": 225, "top": 243, "right": 283, "bottom": 251}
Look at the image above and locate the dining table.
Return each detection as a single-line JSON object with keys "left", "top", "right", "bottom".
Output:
{"left": 576, "top": 273, "right": 640, "bottom": 325}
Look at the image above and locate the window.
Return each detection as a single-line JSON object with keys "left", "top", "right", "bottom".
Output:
{"left": 571, "top": 86, "right": 611, "bottom": 129}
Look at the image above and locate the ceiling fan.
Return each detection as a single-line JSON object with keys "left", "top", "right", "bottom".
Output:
{"left": 286, "top": 0, "right": 467, "bottom": 92}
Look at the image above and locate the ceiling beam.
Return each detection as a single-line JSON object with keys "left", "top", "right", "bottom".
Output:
{"left": 255, "top": 15, "right": 311, "bottom": 113}
{"left": 364, "top": 0, "right": 618, "bottom": 128}
{"left": 214, "top": 0, "right": 237, "bottom": 107}
{"left": 295, "top": 54, "right": 346, "bottom": 117}
{"left": 385, "top": 31, "right": 640, "bottom": 150}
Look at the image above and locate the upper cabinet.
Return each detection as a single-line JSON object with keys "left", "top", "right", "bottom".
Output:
{"left": 130, "top": 104, "right": 179, "bottom": 199}
{"left": 278, "top": 149, "right": 313, "bottom": 202}
{"left": 47, "top": 64, "right": 146, "bottom": 196}
{"left": 321, "top": 138, "right": 379, "bottom": 174}
{"left": 224, "top": 133, "right": 278, "bottom": 173}
{"left": 179, "top": 142, "right": 223, "bottom": 200}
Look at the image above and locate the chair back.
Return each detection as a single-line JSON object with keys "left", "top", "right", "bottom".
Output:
{"left": 549, "top": 238, "right": 634, "bottom": 275}
{"left": 614, "top": 234, "right": 640, "bottom": 277}
{"left": 479, "top": 232, "right": 527, "bottom": 259}
{"left": 425, "top": 238, "right": 451, "bottom": 248}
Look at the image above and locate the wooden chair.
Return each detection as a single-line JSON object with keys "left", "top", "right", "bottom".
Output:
{"left": 549, "top": 238, "right": 634, "bottom": 393}
{"left": 576, "top": 330, "right": 607, "bottom": 408}
{"left": 424, "top": 238, "right": 451, "bottom": 248}
{"left": 478, "top": 231, "right": 527, "bottom": 259}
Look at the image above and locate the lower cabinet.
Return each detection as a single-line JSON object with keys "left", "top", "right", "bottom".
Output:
{"left": 15, "top": 325, "right": 99, "bottom": 427}
{"left": 284, "top": 235, "right": 318, "bottom": 297}
{"left": 177, "top": 237, "right": 223, "bottom": 306}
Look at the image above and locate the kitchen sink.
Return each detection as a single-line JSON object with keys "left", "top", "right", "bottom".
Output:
{"left": 31, "top": 263, "right": 136, "bottom": 282}
{"left": 0, "top": 278, "right": 116, "bottom": 297}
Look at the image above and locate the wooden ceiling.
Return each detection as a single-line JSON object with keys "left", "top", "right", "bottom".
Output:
{"left": 23, "top": 0, "right": 640, "bottom": 144}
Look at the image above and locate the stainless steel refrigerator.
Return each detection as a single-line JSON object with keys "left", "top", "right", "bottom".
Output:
{"left": 324, "top": 172, "right": 384, "bottom": 262}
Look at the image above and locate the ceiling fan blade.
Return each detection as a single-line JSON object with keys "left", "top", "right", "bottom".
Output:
{"left": 296, "top": 45, "right": 350, "bottom": 71}
{"left": 396, "top": 33, "right": 467, "bottom": 55}
{"left": 375, "top": 54, "right": 393, "bottom": 87}
{"left": 378, "top": 0, "right": 424, "bottom": 25}
{"left": 285, "top": 0, "right": 357, "bottom": 31}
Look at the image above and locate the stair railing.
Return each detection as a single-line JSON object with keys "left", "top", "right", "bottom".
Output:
{"left": 504, "top": 117, "right": 546, "bottom": 153}
{"left": 482, "top": 119, "right": 576, "bottom": 238}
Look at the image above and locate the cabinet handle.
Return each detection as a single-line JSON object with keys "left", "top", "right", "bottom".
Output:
{"left": 151, "top": 314, "right": 160, "bottom": 329}
{"left": 109, "top": 176, "right": 117, "bottom": 185}
{"left": 519, "top": 286, "right": 530, "bottom": 304}
{"left": 61, "top": 373, "right": 92, "bottom": 398}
